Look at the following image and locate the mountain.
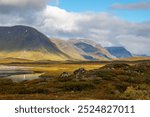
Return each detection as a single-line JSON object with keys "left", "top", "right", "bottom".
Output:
{"left": 0, "top": 25, "right": 69, "bottom": 60}
{"left": 133, "top": 54, "right": 149, "bottom": 57}
{"left": 51, "top": 39, "right": 114, "bottom": 60}
{"left": 105, "top": 47, "right": 132, "bottom": 58}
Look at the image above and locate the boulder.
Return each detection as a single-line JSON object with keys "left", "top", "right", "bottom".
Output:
{"left": 59, "top": 72, "right": 71, "bottom": 79}
{"left": 74, "top": 68, "right": 86, "bottom": 78}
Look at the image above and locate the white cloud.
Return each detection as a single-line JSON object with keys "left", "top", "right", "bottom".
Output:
{"left": 0, "top": 1, "right": 149, "bottom": 55}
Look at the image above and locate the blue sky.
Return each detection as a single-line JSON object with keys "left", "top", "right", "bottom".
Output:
{"left": 50, "top": 0, "right": 150, "bottom": 22}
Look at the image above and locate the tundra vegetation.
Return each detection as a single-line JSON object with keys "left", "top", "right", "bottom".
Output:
{"left": 0, "top": 60, "right": 150, "bottom": 100}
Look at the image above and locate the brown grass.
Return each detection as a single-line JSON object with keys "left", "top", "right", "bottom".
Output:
{"left": 0, "top": 60, "right": 150, "bottom": 100}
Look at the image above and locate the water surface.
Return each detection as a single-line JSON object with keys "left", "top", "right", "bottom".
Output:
{"left": 0, "top": 65, "right": 41, "bottom": 82}
{"left": 5, "top": 73, "right": 42, "bottom": 82}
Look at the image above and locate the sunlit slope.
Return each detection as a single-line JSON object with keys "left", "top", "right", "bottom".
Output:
{"left": 0, "top": 51, "right": 69, "bottom": 61}
{"left": 0, "top": 25, "right": 70, "bottom": 61}
{"left": 51, "top": 39, "right": 114, "bottom": 61}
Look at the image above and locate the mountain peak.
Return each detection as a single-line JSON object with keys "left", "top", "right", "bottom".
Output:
{"left": 105, "top": 46, "right": 132, "bottom": 58}
{"left": 0, "top": 25, "right": 69, "bottom": 60}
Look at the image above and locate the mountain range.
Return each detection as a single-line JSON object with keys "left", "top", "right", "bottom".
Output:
{"left": 0, "top": 25, "right": 136, "bottom": 61}
{"left": 51, "top": 39, "right": 114, "bottom": 60}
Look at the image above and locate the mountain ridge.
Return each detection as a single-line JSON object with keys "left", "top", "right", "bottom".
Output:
{"left": 0, "top": 25, "right": 70, "bottom": 60}
{"left": 105, "top": 46, "right": 132, "bottom": 58}
{"left": 0, "top": 25, "right": 137, "bottom": 61}
{"left": 51, "top": 38, "right": 115, "bottom": 60}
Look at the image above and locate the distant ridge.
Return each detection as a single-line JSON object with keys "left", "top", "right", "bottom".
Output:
{"left": 51, "top": 39, "right": 114, "bottom": 60}
{"left": 105, "top": 47, "right": 132, "bottom": 58}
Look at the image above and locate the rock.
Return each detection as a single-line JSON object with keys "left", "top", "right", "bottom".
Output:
{"left": 59, "top": 72, "right": 71, "bottom": 79}
{"left": 74, "top": 68, "right": 86, "bottom": 78}
{"left": 113, "top": 90, "right": 120, "bottom": 94}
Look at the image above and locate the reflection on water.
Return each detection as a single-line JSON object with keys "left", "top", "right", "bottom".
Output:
{"left": 0, "top": 65, "right": 33, "bottom": 70}
{"left": 0, "top": 65, "right": 42, "bottom": 82}
{"left": 5, "top": 73, "right": 42, "bottom": 82}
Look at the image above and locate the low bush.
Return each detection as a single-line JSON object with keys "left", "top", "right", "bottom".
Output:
{"left": 120, "top": 85, "right": 150, "bottom": 99}
{"left": 0, "top": 78, "right": 14, "bottom": 85}
{"left": 62, "top": 81, "right": 95, "bottom": 91}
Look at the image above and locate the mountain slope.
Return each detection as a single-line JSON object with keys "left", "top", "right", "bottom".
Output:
{"left": 0, "top": 25, "right": 69, "bottom": 60}
{"left": 105, "top": 47, "right": 132, "bottom": 58}
{"left": 51, "top": 39, "right": 114, "bottom": 60}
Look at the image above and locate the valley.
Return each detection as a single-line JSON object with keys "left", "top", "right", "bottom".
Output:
{"left": 0, "top": 25, "right": 149, "bottom": 100}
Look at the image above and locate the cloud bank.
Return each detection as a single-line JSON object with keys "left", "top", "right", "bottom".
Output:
{"left": 0, "top": 0, "right": 150, "bottom": 55}
{"left": 111, "top": 2, "right": 150, "bottom": 10}
{"left": 0, "top": 0, "right": 50, "bottom": 13}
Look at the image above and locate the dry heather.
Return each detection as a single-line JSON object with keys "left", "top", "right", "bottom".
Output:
{"left": 0, "top": 61, "right": 150, "bottom": 100}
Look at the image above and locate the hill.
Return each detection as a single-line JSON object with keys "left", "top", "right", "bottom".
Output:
{"left": 51, "top": 39, "right": 114, "bottom": 61}
{"left": 0, "top": 25, "right": 69, "bottom": 60}
{"left": 105, "top": 47, "right": 132, "bottom": 58}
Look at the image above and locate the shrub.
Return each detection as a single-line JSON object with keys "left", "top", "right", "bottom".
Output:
{"left": 96, "top": 70, "right": 116, "bottom": 80}
{"left": 115, "top": 83, "right": 128, "bottom": 92}
{"left": 120, "top": 85, "right": 150, "bottom": 99}
{"left": 103, "top": 63, "right": 130, "bottom": 69}
{"left": 62, "top": 81, "right": 95, "bottom": 91}
{"left": 0, "top": 78, "right": 14, "bottom": 85}
{"left": 0, "top": 84, "right": 49, "bottom": 94}
{"left": 28, "top": 87, "right": 49, "bottom": 94}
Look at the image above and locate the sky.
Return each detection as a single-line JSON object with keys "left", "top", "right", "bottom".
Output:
{"left": 0, "top": 0, "right": 150, "bottom": 55}
{"left": 58, "top": 0, "right": 150, "bottom": 22}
